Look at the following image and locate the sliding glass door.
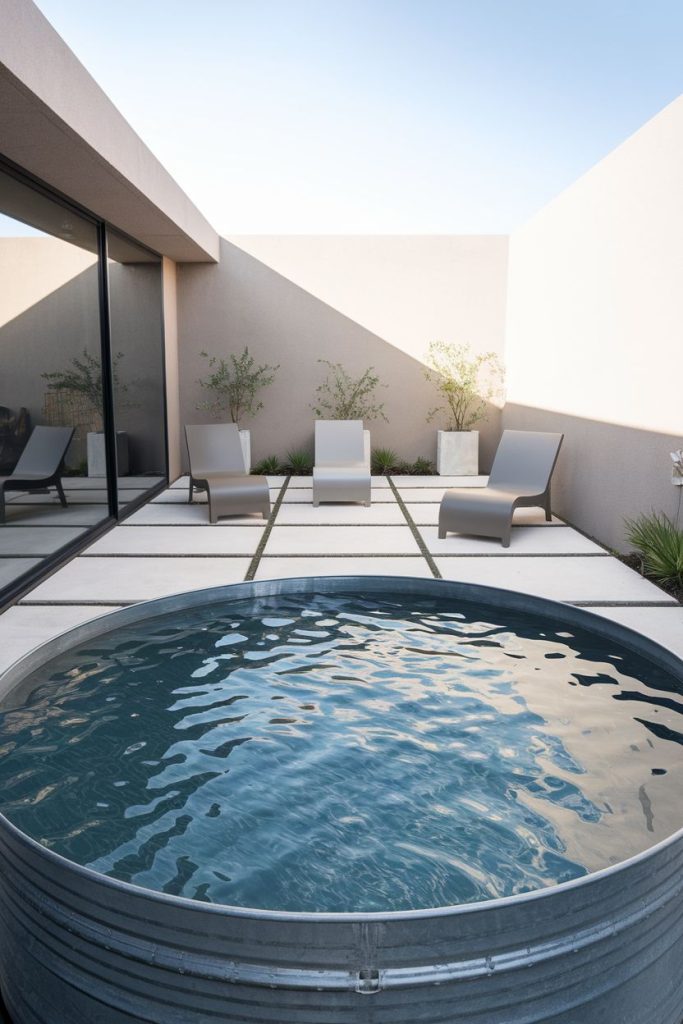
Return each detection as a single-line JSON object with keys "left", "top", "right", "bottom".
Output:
{"left": 0, "top": 161, "right": 168, "bottom": 604}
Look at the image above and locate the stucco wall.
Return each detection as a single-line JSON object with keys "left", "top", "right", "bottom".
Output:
{"left": 504, "top": 96, "right": 683, "bottom": 551}
{"left": 0, "top": 236, "right": 167, "bottom": 474}
{"left": 176, "top": 236, "right": 509, "bottom": 471}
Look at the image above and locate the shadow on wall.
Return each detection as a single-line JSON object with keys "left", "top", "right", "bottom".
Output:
{"left": 503, "top": 403, "right": 682, "bottom": 553}
{"left": 0, "top": 266, "right": 165, "bottom": 475}
{"left": 177, "top": 239, "right": 502, "bottom": 472}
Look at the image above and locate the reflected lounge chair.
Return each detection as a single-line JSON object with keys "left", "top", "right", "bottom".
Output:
{"left": 438, "top": 430, "right": 564, "bottom": 547}
{"left": 0, "top": 425, "right": 74, "bottom": 524}
{"left": 185, "top": 424, "right": 270, "bottom": 524}
{"left": 313, "top": 419, "right": 371, "bottom": 506}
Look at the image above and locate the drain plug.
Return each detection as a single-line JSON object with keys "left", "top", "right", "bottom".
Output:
{"left": 356, "top": 968, "right": 381, "bottom": 995}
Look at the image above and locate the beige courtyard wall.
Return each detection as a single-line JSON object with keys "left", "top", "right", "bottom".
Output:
{"left": 175, "top": 236, "right": 508, "bottom": 472}
{"left": 228, "top": 236, "right": 508, "bottom": 364}
{"left": 504, "top": 95, "right": 683, "bottom": 551}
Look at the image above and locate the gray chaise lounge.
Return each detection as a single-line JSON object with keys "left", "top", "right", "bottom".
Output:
{"left": 438, "top": 429, "right": 564, "bottom": 547}
{"left": 185, "top": 423, "right": 270, "bottom": 524}
{"left": 0, "top": 425, "right": 74, "bottom": 523}
{"left": 312, "top": 420, "right": 371, "bottom": 506}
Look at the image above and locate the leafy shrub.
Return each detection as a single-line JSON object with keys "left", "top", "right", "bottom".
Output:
{"left": 252, "top": 454, "right": 281, "bottom": 475}
{"left": 312, "top": 360, "right": 388, "bottom": 422}
{"left": 42, "top": 350, "right": 131, "bottom": 425}
{"left": 624, "top": 512, "right": 683, "bottom": 587}
{"left": 284, "top": 449, "right": 313, "bottom": 475}
{"left": 197, "top": 348, "right": 278, "bottom": 424}
{"left": 408, "top": 456, "right": 434, "bottom": 475}
{"left": 371, "top": 447, "right": 398, "bottom": 474}
{"left": 424, "top": 341, "right": 504, "bottom": 431}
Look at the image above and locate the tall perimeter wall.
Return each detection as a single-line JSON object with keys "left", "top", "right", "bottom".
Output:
{"left": 177, "top": 236, "right": 508, "bottom": 471}
{"left": 504, "top": 96, "right": 683, "bottom": 551}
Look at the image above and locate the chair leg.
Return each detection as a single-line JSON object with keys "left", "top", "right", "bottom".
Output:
{"left": 501, "top": 527, "right": 512, "bottom": 548}
{"left": 188, "top": 480, "right": 194, "bottom": 504}
{"left": 55, "top": 478, "right": 68, "bottom": 508}
{"left": 544, "top": 486, "right": 552, "bottom": 521}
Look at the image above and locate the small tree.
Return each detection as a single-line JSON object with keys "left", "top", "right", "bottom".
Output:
{"left": 312, "top": 360, "right": 388, "bottom": 422}
{"left": 42, "top": 350, "right": 130, "bottom": 428}
{"left": 424, "top": 341, "right": 505, "bottom": 431}
{"left": 196, "top": 348, "right": 279, "bottom": 424}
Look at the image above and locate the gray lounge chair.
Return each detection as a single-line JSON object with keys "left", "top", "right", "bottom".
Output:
{"left": 0, "top": 425, "right": 74, "bottom": 524}
{"left": 438, "top": 429, "right": 564, "bottom": 547}
{"left": 313, "top": 420, "right": 371, "bottom": 506}
{"left": 185, "top": 423, "right": 270, "bottom": 524}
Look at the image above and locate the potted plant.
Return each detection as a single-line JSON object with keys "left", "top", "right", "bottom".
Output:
{"left": 42, "top": 350, "right": 131, "bottom": 477}
{"left": 312, "top": 360, "right": 388, "bottom": 468}
{"left": 196, "top": 348, "right": 279, "bottom": 472}
{"left": 423, "top": 341, "right": 505, "bottom": 475}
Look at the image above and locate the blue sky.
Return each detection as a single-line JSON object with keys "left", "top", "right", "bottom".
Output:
{"left": 33, "top": 0, "right": 683, "bottom": 234}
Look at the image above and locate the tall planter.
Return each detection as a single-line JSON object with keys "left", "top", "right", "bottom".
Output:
{"left": 436, "top": 430, "right": 478, "bottom": 476}
{"left": 239, "top": 429, "right": 251, "bottom": 473}
{"left": 87, "top": 431, "right": 129, "bottom": 478}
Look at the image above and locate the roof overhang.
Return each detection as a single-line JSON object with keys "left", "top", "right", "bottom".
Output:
{"left": 0, "top": 0, "right": 220, "bottom": 263}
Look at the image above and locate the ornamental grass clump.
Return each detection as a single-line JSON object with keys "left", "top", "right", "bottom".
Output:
{"left": 371, "top": 447, "right": 398, "bottom": 474}
{"left": 197, "top": 348, "right": 278, "bottom": 425}
{"left": 284, "top": 449, "right": 313, "bottom": 475}
{"left": 312, "top": 360, "right": 388, "bottom": 422}
{"left": 252, "top": 454, "right": 281, "bottom": 475}
{"left": 424, "top": 341, "right": 504, "bottom": 431}
{"left": 624, "top": 512, "right": 683, "bottom": 589}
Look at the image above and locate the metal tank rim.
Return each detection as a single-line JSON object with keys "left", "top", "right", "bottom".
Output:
{"left": 0, "top": 572, "right": 681, "bottom": 926}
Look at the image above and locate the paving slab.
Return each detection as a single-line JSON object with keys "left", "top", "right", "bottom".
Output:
{"left": 254, "top": 557, "right": 434, "bottom": 581}
{"left": 0, "top": 526, "right": 89, "bottom": 556}
{"left": 154, "top": 488, "right": 284, "bottom": 506}
{"left": 589, "top": 605, "right": 683, "bottom": 660}
{"left": 85, "top": 525, "right": 265, "bottom": 556}
{"left": 420, "top": 525, "right": 605, "bottom": 556}
{"left": 0, "top": 605, "right": 124, "bottom": 681}
{"left": 8, "top": 490, "right": 129, "bottom": 505}
{"left": 263, "top": 524, "right": 421, "bottom": 556}
{"left": 61, "top": 477, "right": 162, "bottom": 490}
{"left": 0, "top": 558, "right": 41, "bottom": 588}
{"left": 434, "top": 555, "right": 673, "bottom": 604}
{"left": 171, "top": 475, "right": 284, "bottom": 489}
{"left": 25, "top": 556, "right": 251, "bottom": 603}
{"left": 125, "top": 503, "right": 271, "bottom": 526}
{"left": 405, "top": 503, "right": 564, "bottom": 526}
{"left": 394, "top": 487, "right": 486, "bottom": 503}
{"left": 274, "top": 502, "right": 405, "bottom": 525}
{"left": 282, "top": 487, "right": 396, "bottom": 504}
{"left": 395, "top": 475, "right": 488, "bottom": 488}
{"left": 2, "top": 504, "right": 110, "bottom": 527}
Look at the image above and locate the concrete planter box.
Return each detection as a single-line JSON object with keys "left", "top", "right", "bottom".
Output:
{"left": 87, "top": 431, "right": 129, "bottom": 478}
{"left": 436, "top": 430, "right": 479, "bottom": 475}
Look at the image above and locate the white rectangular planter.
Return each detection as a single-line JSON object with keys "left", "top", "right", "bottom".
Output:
{"left": 87, "top": 431, "right": 129, "bottom": 478}
{"left": 239, "top": 429, "right": 251, "bottom": 473}
{"left": 436, "top": 430, "right": 479, "bottom": 475}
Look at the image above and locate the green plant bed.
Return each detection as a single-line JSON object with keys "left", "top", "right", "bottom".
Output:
{"left": 252, "top": 455, "right": 281, "bottom": 475}
{"left": 284, "top": 449, "right": 314, "bottom": 475}
{"left": 623, "top": 512, "right": 683, "bottom": 604}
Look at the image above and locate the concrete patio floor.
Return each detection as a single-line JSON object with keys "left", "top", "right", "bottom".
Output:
{"left": 0, "top": 474, "right": 681, "bottom": 676}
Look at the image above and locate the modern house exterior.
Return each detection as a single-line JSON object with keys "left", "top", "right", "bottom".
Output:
{"left": 1, "top": 0, "right": 681, "bottom": 610}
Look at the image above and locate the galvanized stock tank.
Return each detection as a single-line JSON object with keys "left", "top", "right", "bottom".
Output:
{"left": 1, "top": 577, "right": 683, "bottom": 1024}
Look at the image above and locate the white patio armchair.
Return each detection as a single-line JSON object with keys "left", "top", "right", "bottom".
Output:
{"left": 312, "top": 420, "right": 371, "bottom": 506}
